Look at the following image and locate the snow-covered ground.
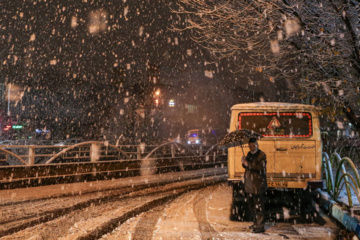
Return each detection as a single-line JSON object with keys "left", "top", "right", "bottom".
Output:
{"left": 0, "top": 168, "right": 342, "bottom": 239}
{"left": 101, "top": 184, "right": 340, "bottom": 240}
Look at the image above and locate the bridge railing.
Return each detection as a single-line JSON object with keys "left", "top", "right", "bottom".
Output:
{"left": 0, "top": 141, "right": 227, "bottom": 189}
{"left": 0, "top": 141, "right": 223, "bottom": 166}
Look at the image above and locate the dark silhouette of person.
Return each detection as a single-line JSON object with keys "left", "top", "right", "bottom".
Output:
{"left": 241, "top": 138, "right": 267, "bottom": 233}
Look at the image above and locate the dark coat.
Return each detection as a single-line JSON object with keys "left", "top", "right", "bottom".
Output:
{"left": 242, "top": 149, "right": 267, "bottom": 194}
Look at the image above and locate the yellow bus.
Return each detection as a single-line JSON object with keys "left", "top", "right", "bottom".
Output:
{"left": 228, "top": 102, "right": 323, "bottom": 220}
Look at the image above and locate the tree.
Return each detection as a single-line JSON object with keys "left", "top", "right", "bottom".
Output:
{"left": 173, "top": 0, "right": 360, "bottom": 117}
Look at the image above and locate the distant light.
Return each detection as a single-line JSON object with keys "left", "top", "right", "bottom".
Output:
{"left": 155, "top": 90, "right": 160, "bottom": 96}
{"left": 3, "top": 125, "right": 11, "bottom": 131}
{"left": 169, "top": 99, "right": 175, "bottom": 107}
{"left": 12, "top": 125, "right": 23, "bottom": 129}
{"left": 195, "top": 140, "right": 200, "bottom": 144}
{"left": 35, "top": 129, "right": 50, "bottom": 134}
{"left": 187, "top": 141, "right": 191, "bottom": 144}
{"left": 155, "top": 99, "right": 159, "bottom": 107}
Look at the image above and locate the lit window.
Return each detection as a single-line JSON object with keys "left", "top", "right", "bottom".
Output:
{"left": 169, "top": 99, "right": 175, "bottom": 107}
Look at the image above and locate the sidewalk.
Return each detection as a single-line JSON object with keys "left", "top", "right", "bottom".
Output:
{"left": 314, "top": 185, "right": 360, "bottom": 239}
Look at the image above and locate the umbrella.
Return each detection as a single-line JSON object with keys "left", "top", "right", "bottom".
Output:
{"left": 218, "top": 129, "right": 262, "bottom": 155}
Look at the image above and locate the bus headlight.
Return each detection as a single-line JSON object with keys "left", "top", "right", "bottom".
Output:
{"left": 187, "top": 141, "right": 191, "bottom": 144}
{"left": 195, "top": 140, "right": 200, "bottom": 144}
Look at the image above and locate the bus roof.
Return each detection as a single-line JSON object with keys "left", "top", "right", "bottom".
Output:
{"left": 231, "top": 102, "right": 317, "bottom": 111}
{"left": 188, "top": 129, "right": 201, "bottom": 132}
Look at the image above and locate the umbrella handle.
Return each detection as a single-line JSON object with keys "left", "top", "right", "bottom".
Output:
{"left": 241, "top": 145, "right": 245, "bottom": 156}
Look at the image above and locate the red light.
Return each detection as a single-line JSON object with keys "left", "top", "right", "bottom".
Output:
{"left": 3, "top": 125, "right": 11, "bottom": 131}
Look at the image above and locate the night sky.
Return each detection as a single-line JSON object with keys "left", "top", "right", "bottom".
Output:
{"left": 0, "top": 0, "right": 283, "bottom": 141}
{"left": 1, "top": 0, "right": 218, "bottom": 86}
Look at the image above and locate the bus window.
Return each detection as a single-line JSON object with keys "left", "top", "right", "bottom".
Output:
{"left": 187, "top": 129, "right": 202, "bottom": 144}
{"left": 238, "top": 112, "right": 312, "bottom": 138}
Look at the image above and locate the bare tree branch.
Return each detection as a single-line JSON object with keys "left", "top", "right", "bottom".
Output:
{"left": 174, "top": 0, "right": 360, "bottom": 112}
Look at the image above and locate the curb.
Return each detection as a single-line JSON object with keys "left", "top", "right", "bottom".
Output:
{"left": 314, "top": 189, "right": 360, "bottom": 238}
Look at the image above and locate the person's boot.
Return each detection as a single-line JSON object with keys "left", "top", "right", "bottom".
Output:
{"left": 248, "top": 224, "right": 256, "bottom": 229}
{"left": 252, "top": 226, "right": 265, "bottom": 233}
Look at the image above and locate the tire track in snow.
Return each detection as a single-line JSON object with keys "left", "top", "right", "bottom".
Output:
{"left": 0, "top": 171, "right": 227, "bottom": 238}
{"left": 0, "top": 184, "right": 148, "bottom": 238}
{"left": 74, "top": 178, "right": 225, "bottom": 240}
{"left": 193, "top": 188, "right": 223, "bottom": 240}
{"left": 131, "top": 204, "right": 167, "bottom": 240}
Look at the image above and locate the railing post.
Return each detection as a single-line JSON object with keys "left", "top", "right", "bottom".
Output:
{"left": 28, "top": 146, "right": 35, "bottom": 165}
{"left": 90, "top": 143, "right": 99, "bottom": 162}
{"left": 137, "top": 145, "right": 142, "bottom": 159}
{"left": 171, "top": 144, "right": 175, "bottom": 158}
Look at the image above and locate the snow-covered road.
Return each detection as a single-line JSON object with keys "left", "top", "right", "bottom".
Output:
{"left": 104, "top": 184, "right": 341, "bottom": 240}
{"left": 0, "top": 168, "right": 341, "bottom": 239}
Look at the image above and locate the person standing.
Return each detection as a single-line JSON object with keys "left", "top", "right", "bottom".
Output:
{"left": 241, "top": 138, "right": 267, "bottom": 233}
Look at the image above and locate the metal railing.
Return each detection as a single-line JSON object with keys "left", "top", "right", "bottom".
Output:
{"left": 334, "top": 139, "right": 360, "bottom": 166}
{"left": 0, "top": 141, "right": 222, "bottom": 166}
{"left": 322, "top": 152, "right": 360, "bottom": 207}
{"left": 0, "top": 141, "right": 227, "bottom": 189}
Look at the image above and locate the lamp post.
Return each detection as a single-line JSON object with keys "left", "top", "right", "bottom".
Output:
{"left": 7, "top": 83, "right": 11, "bottom": 117}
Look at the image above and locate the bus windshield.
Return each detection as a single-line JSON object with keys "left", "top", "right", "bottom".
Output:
{"left": 188, "top": 131, "right": 199, "bottom": 137}
{"left": 238, "top": 112, "right": 312, "bottom": 138}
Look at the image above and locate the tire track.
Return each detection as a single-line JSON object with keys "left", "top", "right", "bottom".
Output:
{"left": 0, "top": 184, "right": 147, "bottom": 237}
{"left": 1, "top": 174, "right": 227, "bottom": 239}
{"left": 193, "top": 188, "right": 223, "bottom": 240}
{"left": 68, "top": 177, "right": 226, "bottom": 240}
{"left": 77, "top": 190, "right": 186, "bottom": 240}
{"left": 131, "top": 204, "right": 167, "bottom": 240}
{"left": 0, "top": 171, "right": 226, "bottom": 237}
